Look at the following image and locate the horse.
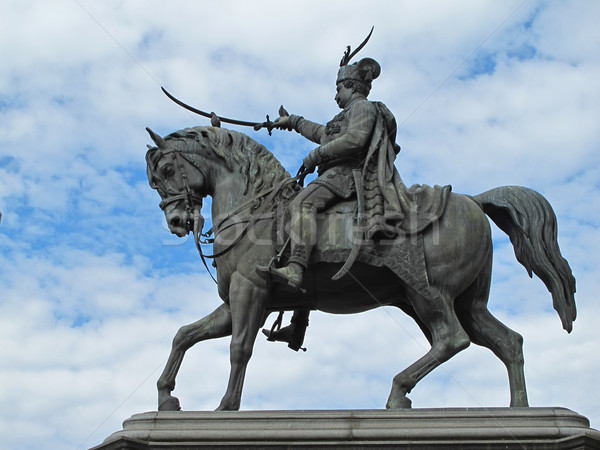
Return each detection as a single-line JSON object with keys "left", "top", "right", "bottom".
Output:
{"left": 145, "top": 125, "right": 576, "bottom": 412}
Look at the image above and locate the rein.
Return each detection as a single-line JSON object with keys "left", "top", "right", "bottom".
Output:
{"left": 156, "top": 145, "right": 304, "bottom": 286}
{"left": 193, "top": 176, "right": 299, "bottom": 285}
{"left": 196, "top": 175, "right": 301, "bottom": 261}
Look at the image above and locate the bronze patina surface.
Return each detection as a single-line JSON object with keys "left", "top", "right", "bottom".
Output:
{"left": 145, "top": 35, "right": 575, "bottom": 412}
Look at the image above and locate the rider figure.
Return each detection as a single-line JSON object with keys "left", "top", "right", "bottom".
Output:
{"left": 259, "top": 57, "right": 403, "bottom": 350}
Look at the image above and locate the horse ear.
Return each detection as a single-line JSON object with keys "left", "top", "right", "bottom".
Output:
{"left": 146, "top": 127, "right": 168, "bottom": 149}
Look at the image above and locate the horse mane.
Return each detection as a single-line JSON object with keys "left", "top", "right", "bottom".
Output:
{"left": 147, "top": 126, "right": 291, "bottom": 198}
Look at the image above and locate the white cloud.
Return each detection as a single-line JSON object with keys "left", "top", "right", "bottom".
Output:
{"left": 1, "top": 1, "right": 599, "bottom": 449}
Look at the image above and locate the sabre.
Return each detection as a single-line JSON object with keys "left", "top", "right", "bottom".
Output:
{"left": 161, "top": 87, "right": 285, "bottom": 135}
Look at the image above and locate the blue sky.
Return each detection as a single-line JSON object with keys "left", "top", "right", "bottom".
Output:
{"left": 1, "top": 1, "right": 599, "bottom": 448}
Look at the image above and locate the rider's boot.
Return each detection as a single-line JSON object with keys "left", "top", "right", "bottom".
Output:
{"left": 263, "top": 310, "right": 310, "bottom": 351}
{"left": 257, "top": 204, "right": 316, "bottom": 292}
{"left": 264, "top": 262, "right": 304, "bottom": 291}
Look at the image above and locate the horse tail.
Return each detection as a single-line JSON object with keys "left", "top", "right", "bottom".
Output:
{"left": 472, "top": 186, "right": 576, "bottom": 332}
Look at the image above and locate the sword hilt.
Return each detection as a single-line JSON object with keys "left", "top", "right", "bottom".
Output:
{"left": 253, "top": 115, "right": 274, "bottom": 135}
{"left": 253, "top": 105, "right": 291, "bottom": 135}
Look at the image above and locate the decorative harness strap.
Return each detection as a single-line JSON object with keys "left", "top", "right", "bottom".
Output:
{"left": 157, "top": 145, "right": 306, "bottom": 286}
{"left": 194, "top": 174, "right": 303, "bottom": 285}
{"left": 157, "top": 151, "right": 205, "bottom": 212}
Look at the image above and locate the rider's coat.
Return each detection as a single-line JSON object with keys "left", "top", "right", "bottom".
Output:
{"left": 290, "top": 97, "right": 376, "bottom": 199}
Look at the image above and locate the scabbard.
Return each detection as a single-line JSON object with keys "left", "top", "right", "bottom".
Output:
{"left": 353, "top": 168, "right": 366, "bottom": 228}
{"left": 331, "top": 169, "right": 365, "bottom": 281}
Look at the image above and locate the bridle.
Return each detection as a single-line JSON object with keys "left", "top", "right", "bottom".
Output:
{"left": 152, "top": 150, "right": 219, "bottom": 282}
{"left": 156, "top": 151, "right": 205, "bottom": 214}
{"left": 153, "top": 148, "right": 303, "bottom": 286}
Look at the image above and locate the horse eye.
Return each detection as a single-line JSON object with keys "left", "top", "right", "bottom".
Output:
{"left": 162, "top": 165, "right": 175, "bottom": 178}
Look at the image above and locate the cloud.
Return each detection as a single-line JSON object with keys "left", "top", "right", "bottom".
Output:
{"left": 1, "top": 1, "right": 599, "bottom": 449}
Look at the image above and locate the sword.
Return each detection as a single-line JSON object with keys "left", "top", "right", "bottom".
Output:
{"left": 161, "top": 87, "right": 285, "bottom": 135}
{"left": 331, "top": 168, "right": 365, "bottom": 281}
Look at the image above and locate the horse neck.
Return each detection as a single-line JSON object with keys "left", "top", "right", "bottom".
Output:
{"left": 209, "top": 164, "right": 256, "bottom": 226}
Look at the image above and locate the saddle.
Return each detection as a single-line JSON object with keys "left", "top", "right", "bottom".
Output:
{"left": 271, "top": 183, "right": 451, "bottom": 301}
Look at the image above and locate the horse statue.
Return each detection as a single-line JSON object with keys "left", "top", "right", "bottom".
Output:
{"left": 145, "top": 125, "right": 575, "bottom": 412}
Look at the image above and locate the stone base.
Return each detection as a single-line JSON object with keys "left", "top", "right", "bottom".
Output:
{"left": 93, "top": 407, "right": 600, "bottom": 449}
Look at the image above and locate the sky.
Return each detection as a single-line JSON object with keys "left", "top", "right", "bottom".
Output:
{"left": 1, "top": 0, "right": 599, "bottom": 448}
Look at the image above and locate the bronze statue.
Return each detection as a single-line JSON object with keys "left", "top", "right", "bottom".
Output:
{"left": 145, "top": 122, "right": 575, "bottom": 411}
{"left": 255, "top": 56, "right": 410, "bottom": 351}
{"left": 145, "top": 34, "right": 575, "bottom": 412}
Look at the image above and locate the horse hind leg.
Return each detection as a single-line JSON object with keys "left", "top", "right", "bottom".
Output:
{"left": 157, "top": 303, "right": 232, "bottom": 411}
{"left": 387, "top": 290, "right": 471, "bottom": 409}
{"left": 455, "top": 258, "right": 528, "bottom": 407}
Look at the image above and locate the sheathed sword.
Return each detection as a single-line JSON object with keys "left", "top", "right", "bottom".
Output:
{"left": 161, "top": 87, "right": 283, "bottom": 135}
{"left": 332, "top": 168, "right": 365, "bottom": 281}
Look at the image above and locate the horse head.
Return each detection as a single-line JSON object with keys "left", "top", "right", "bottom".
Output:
{"left": 145, "top": 127, "right": 208, "bottom": 238}
{"left": 146, "top": 126, "right": 291, "bottom": 238}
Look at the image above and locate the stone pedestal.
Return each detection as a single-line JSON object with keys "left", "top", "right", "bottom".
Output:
{"left": 93, "top": 407, "right": 600, "bottom": 449}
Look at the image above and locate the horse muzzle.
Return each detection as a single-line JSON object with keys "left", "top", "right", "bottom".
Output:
{"left": 165, "top": 206, "right": 206, "bottom": 238}
{"left": 166, "top": 209, "right": 193, "bottom": 237}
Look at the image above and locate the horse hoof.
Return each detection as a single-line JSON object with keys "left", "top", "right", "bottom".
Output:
{"left": 159, "top": 395, "right": 181, "bottom": 411}
{"left": 215, "top": 400, "right": 240, "bottom": 411}
{"left": 386, "top": 396, "right": 412, "bottom": 410}
{"left": 215, "top": 404, "right": 238, "bottom": 411}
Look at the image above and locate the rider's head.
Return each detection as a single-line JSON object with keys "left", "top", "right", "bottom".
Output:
{"left": 336, "top": 57, "right": 381, "bottom": 99}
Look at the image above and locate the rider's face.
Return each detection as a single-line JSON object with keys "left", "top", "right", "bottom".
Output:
{"left": 335, "top": 83, "right": 353, "bottom": 108}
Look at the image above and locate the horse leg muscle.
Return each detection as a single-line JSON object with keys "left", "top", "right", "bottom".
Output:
{"left": 157, "top": 303, "right": 232, "bottom": 411}
{"left": 456, "top": 258, "right": 528, "bottom": 407}
{"left": 466, "top": 306, "right": 527, "bottom": 406}
{"left": 387, "top": 291, "right": 470, "bottom": 409}
{"left": 216, "top": 272, "right": 267, "bottom": 411}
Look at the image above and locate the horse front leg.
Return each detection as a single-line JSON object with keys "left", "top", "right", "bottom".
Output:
{"left": 157, "top": 303, "right": 232, "bottom": 411}
{"left": 216, "top": 272, "right": 267, "bottom": 411}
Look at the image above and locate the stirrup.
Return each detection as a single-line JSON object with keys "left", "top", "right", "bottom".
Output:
{"left": 256, "top": 264, "right": 306, "bottom": 294}
{"left": 262, "top": 312, "right": 307, "bottom": 352}
{"left": 262, "top": 325, "right": 307, "bottom": 352}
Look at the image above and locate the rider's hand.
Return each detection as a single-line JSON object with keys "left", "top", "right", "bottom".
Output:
{"left": 274, "top": 115, "right": 292, "bottom": 131}
{"left": 303, "top": 149, "right": 320, "bottom": 173}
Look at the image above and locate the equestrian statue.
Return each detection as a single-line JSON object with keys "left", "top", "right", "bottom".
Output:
{"left": 145, "top": 32, "right": 575, "bottom": 412}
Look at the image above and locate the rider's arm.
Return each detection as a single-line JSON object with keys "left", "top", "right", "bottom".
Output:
{"left": 289, "top": 115, "right": 325, "bottom": 145}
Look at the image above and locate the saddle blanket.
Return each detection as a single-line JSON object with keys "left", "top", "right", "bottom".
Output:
{"left": 272, "top": 184, "right": 450, "bottom": 301}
